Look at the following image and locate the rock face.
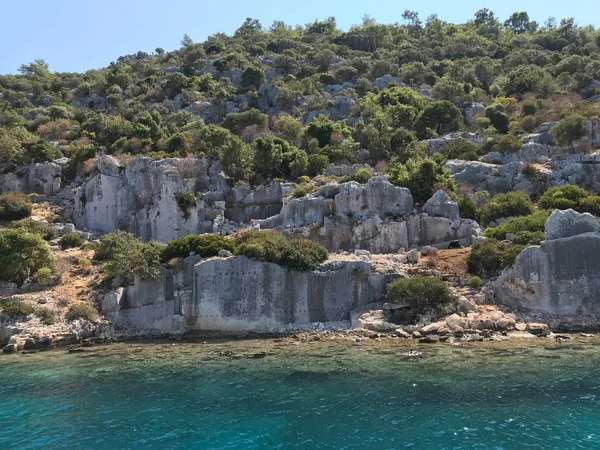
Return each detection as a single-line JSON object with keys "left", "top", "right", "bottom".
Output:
{"left": 493, "top": 210, "right": 600, "bottom": 325}
{"left": 544, "top": 209, "right": 600, "bottom": 240}
{"left": 109, "top": 256, "right": 396, "bottom": 333}
{"left": 423, "top": 190, "right": 460, "bottom": 221}
{"left": 72, "top": 156, "right": 292, "bottom": 242}
{"left": 444, "top": 160, "right": 542, "bottom": 196}
{"left": 0, "top": 162, "right": 61, "bottom": 195}
{"left": 257, "top": 177, "right": 480, "bottom": 253}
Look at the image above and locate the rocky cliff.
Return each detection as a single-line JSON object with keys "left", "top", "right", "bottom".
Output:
{"left": 105, "top": 255, "right": 397, "bottom": 334}
{"left": 492, "top": 209, "right": 600, "bottom": 328}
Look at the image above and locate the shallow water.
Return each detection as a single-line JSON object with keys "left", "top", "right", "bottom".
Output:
{"left": 1, "top": 337, "right": 600, "bottom": 449}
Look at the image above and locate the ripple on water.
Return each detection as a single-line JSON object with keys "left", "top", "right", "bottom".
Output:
{"left": 1, "top": 338, "right": 600, "bottom": 449}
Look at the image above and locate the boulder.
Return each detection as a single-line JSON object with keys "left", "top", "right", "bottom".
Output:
{"left": 545, "top": 209, "right": 600, "bottom": 241}
{"left": 218, "top": 250, "right": 233, "bottom": 257}
{"left": 527, "top": 323, "right": 550, "bottom": 336}
{"left": 464, "top": 103, "right": 485, "bottom": 127}
{"left": 330, "top": 97, "right": 357, "bottom": 120}
{"left": 406, "top": 249, "right": 419, "bottom": 263}
{"left": 258, "top": 84, "right": 280, "bottom": 111}
{"left": 457, "top": 297, "right": 479, "bottom": 314}
{"left": 423, "top": 190, "right": 460, "bottom": 222}
{"left": 373, "top": 75, "right": 404, "bottom": 90}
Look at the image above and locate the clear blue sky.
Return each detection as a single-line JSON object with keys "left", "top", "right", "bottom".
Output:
{"left": 2, "top": 0, "right": 599, "bottom": 75}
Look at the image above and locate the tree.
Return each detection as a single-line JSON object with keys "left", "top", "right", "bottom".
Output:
{"left": 241, "top": 67, "right": 266, "bottom": 90}
{"left": 415, "top": 101, "right": 462, "bottom": 140}
{"left": 96, "top": 231, "right": 161, "bottom": 280}
{"left": 18, "top": 59, "right": 52, "bottom": 79}
{"left": 0, "top": 229, "right": 54, "bottom": 285}
{"left": 155, "top": 48, "right": 165, "bottom": 56}
{"left": 387, "top": 157, "right": 455, "bottom": 203}
{"left": 504, "top": 12, "right": 537, "bottom": 34}
{"left": 181, "top": 34, "right": 194, "bottom": 47}
{"left": 551, "top": 115, "right": 589, "bottom": 151}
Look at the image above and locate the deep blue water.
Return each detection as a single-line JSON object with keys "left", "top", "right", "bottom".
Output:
{"left": 1, "top": 338, "right": 600, "bottom": 449}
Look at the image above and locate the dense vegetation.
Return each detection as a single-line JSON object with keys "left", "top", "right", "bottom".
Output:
{"left": 0, "top": 10, "right": 598, "bottom": 188}
{"left": 385, "top": 275, "right": 455, "bottom": 322}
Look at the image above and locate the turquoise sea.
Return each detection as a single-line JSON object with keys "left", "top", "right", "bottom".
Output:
{"left": 1, "top": 336, "right": 599, "bottom": 449}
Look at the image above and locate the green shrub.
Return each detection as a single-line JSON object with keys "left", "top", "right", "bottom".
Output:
{"left": 521, "top": 100, "right": 538, "bottom": 116}
{"left": 511, "top": 230, "right": 545, "bottom": 246}
{"left": 34, "top": 267, "right": 54, "bottom": 285}
{"left": 500, "top": 244, "right": 527, "bottom": 268}
{"left": 458, "top": 197, "right": 477, "bottom": 220}
{"left": 9, "top": 219, "right": 56, "bottom": 240}
{"left": 66, "top": 303, "right": 98, "bottom": 322}
{"left": 221, "top": 109, "right": 268, "bottom": 134}
{"left": 477, "top": 191, "right": 534, "bottom": 225}
{"left": 468, "top": 239, "right": 507, "bottom": 277}
{"left": 161, "top": 234, "right": 235, "bottom": 261}
{"left": 1, "top": 301, "right": 35, "bottom": 318}
{"left": 96, "top": 231, "right": 161, "bottom": 280}
{"left": 60, "top": 232, "right": 84, "bottom": 249}
{"left": 537, "top": 185, "right": 600, "bottom": 215}
{"left": 440, "top": 138, "right": 481, "bottom": 160}
{"left": 521, "top": 163, "right": 539, "bottom": 179}
{"left": 175, "top": 191, "right": 197, "bottom": 218}
{"left": 483, "top": 210, "right": 550, "bottom": 240}
{"left": 0, "top": 192, "right": 32, "bottom": 221}
{"left": 493, "top": 134, "right": 523, "bottom": 153}
{"left": 235, "top": 231, "right": 328, "bottom": 271}
{"left": 353, "top": 168, "right": 372, "bottom": 184}
{"left": 467, "top": 276, "right": 484, "bottom": 290}
{"left": 385, "top": 275, "right": 455, "bottom": 322}
{"left": 0, "top": 228, "right": 54, "bottom": 285}
{"left": 307, "top": 154, "right": 330, "bottom": 176}
{"left": 551, "top": 115, "right": 589, "bottom": 149}
{"left": 297, "top": 175, "right": 310, "bottom": 184}
{"left": 292, "top": 187, "right": 308, "bottom": 198}
{"left": 35, "top": 308, "right": 59, "bottom": 325}
{"left": 387, "top": 157, "right": 455, "bottom": 204}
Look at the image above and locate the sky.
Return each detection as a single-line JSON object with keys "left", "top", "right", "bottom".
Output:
{"left": 2, "top": 0, "right": 599, "bottom": 75}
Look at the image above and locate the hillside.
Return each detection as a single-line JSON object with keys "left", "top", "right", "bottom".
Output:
{"left": 2, "top": 10, "right": 600, "bottom": 350}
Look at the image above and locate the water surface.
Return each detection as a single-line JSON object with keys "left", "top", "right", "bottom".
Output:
{"left": 1, "top": 337, "right": 599, "bottom": 449}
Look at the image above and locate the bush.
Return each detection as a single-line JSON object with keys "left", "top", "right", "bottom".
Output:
{"left": 235, "top": 231, "right": 328, "bottom": 271}
{"left": 161, "top": 234, "right": 236, "bottom": 261}
{"left": 96, "top": 231, "right": 162, "bottom": 280}
{"left": 9, "top": 219, "right": 56, "bottom": 240}
{"left": 66, "top": 303, "right": 98, "bottom": 322}
{"left": 467, "top": 276, "right": 484, "bottom": 290}
{"left": 1, "top": 301, "right": 35, "bottom": 318}
{"left": 0, "top": 192, "right": 32, "bottom": 221}
{"left": 521, "top": 163, "right": 538, "bottom": 179}
{"left": 468, "top": 239, "right": 507, "bottom": 277}
{"left": 60, "top": 232, "right": 84, "bottom": 249}
{"left": 353, "top": 168, "right": 372, "bottom": 184}
{"left": 307, "top": 154, "right": 329, "bottom": 176}
{"left": 536, "top": 185, "right": 600, "bottom": 216}
{"left": 221, "top": 109, "right": 268, "bottom": 135}
{"left": 493, "top": 134, "right": 523, "bottom": 153}
{"left": 551, "top": 115, "right": 589, "bottom": 149}
{"left": 35, "top": 308, "right": 59, "bottom": 325}
{"left": 484, "top": 210, "right": 550, "bottom": 240}
{"left": 175, "top": 191, "right": 197, "bottom": 218}
{"left": 292, "top": 187, "right": 308, "bottom": 198}
{"left": 0, "top": 228, "right": 54, "bottom": 285}
{"left": 458, "top": 197, "right": 477, "bottom": 220}
{"left": 521, "top": 100, "right": 538, "bottom": 116}
{"left": 387, "top": 157, "right": 455, "bottom": 204}
{"left": 511, "top": 230, "right": 545, "bottom": 246}
{"left": 385, "top": 275, "right": 455, "bottom": 321}
{"left": 34, "top": 267, "right": 54, "bottom": 285}
{"left": 415, "top": 101, "right": 462, "bottom": 140}
{"left": 477, "top": 191, "right": 534, "bottom": 225}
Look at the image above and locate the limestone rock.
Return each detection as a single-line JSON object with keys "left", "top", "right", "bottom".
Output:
{"left": 545, "top": 209, "right": 600, "bottom": 241}
{"left": 330, "top": 97, "right": 357, "bottom": 120}
{"left": 0, "top": 162, "right": 62, "bottom": 195}
{"left": 218, "top": 250, "right": 233, "bottom": 257}
{"left": 423, "top": 190, "right": 460, "bottom": 222}
{"left": 457, "top": 297, "right": 479, "bottom": 314}
{"left": 527, "top": 323, "right": 550, "bottom": 336}
{"left": 407, "top": 249, "right": 419, "bottom": 263}
{"left": 373, "top": 75, "right": 404, "bottom": 90}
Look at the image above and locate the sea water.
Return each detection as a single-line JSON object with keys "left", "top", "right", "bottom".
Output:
{"left": 1, "top": 337, "right": 599, "bottom": 449}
